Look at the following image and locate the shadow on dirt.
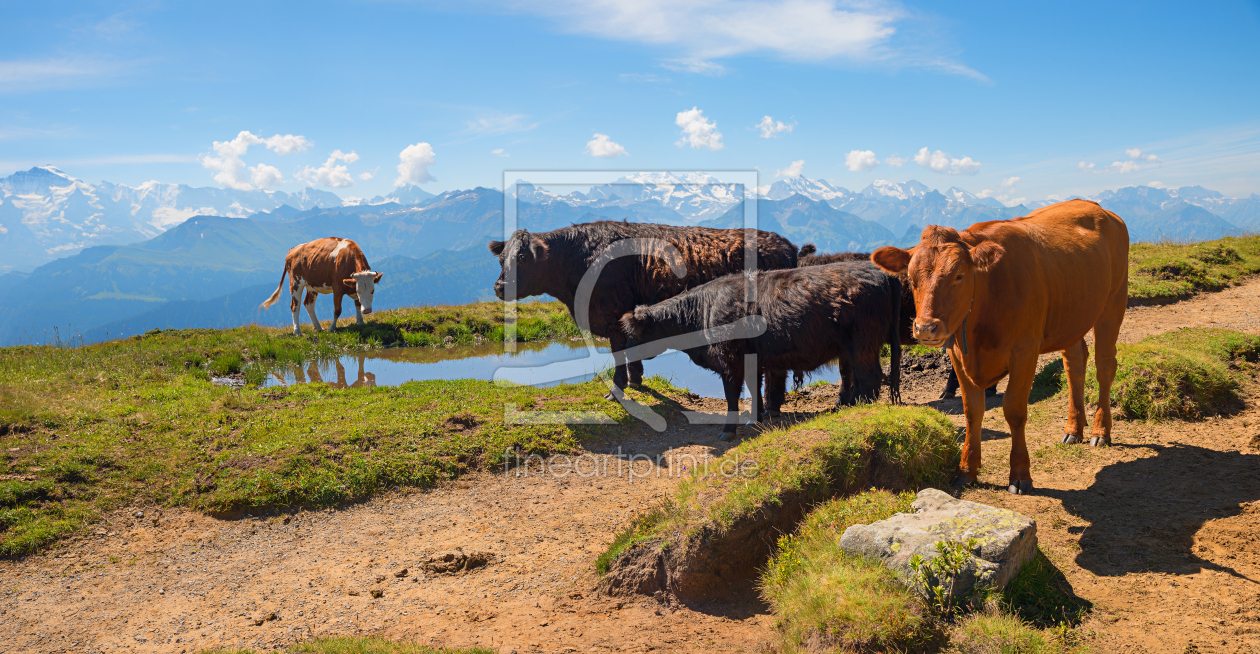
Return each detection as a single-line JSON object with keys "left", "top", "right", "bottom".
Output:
{"left": 1039, "top": 442, "right": 1260, "bottom": 581}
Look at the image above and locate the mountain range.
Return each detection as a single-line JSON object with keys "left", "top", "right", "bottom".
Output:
{"left": 1, "top": 165, "right": 1257, "bottom": 344}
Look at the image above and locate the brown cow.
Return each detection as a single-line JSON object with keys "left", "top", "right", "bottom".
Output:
{"left": 871, "top": 199, "right": 1128, "bottom": 495}
{"left": 260, "top": 237, "right": 383, "bottom": 334}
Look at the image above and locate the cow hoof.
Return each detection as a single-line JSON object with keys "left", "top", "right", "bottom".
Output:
{"left": 603, "top": 391, "right": 617, "bottom": 401}
{"left": 1008, "top": 480, "right": 1033, "bottom": 495}
{"left": 953, "top": 475, "right": 975, "bottom": 488}
{"left": 1090, "top": 436, "right": 1110, "bottom": 447}
{"left": 939, "top": 390, "right": 957, "bottom": 400}
{"left": 1061, "top": 434, "right": 1082, "bottom": 444}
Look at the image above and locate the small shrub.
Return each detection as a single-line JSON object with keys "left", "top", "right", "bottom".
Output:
{"left": 909, "top": 538, "right": 981, "bottom": 618}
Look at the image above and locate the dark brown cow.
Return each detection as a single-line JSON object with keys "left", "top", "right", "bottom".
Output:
{"left": 872, "top": 199, "right": 1128, "bottom": 494}
{"left": 260, "top": 237, "right": 383, "bottom": 334}
{"left": 489, "top": 221, "right": 801, "bottom": 391}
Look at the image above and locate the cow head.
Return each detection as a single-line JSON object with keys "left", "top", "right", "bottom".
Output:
{"left": 488, "top": 229, "right": 550, "bottom": 300}
{"left": 620, "top": 308, "right": 668, "bottom": 360}
{"left": 871, "top": 226, "right": 1004, "bottom": 348}
{"left": 343, "top": 271, "right": 384, "bottom": 314}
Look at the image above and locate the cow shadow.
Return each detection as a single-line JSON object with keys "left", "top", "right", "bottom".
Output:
{"left": 1038, "top": 442, "right": 1260, "bottom": 580}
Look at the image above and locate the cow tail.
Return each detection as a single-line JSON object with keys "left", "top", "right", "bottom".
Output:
{"left": 887, "top": 275, "right": 902, "bottom": 405}
{"left": 260, "top": 262, "right": 289, "bottom": 310}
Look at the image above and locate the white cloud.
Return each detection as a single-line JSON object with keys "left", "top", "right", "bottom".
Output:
{"left": 620, "top": 73, "right": 669, "bottom": 83}
{"left": 1001, "top": 176, "right": 1020, "bottom": 187}
{"left": 249, "top": 164, "right": 284, "bottom": 189}
{"left": 756, "top": 116, "right": 793, "bottom": 138}
{"left": 776, "top": 160, "right": 805, "bottom": 178}
{"left": 977, "top": 189, "right": 996, "bottom": 198}
{"left": 491, "top": 148, "right": 510, "bottom": 157}
{"left": 394, "top": 142, "right": 436, "bottom": 187}
{"left": 1077, "top": 161, "right": 1098, "bottom": 174}
{"left": 675, "top": 107, "right": 723, "bottom": 150}
{"left": 844, "top": 150, "right": 879, "bottom": 172}
{"left": 0, "top": 57, "right": 132, "bottom": 92}
{"left": 197, "top": 130, "right": 311, "bottom": 190}
{"left": 1125, "top": 147, "right": 1163, "bottom": 163}
{"left": 502, "top": 1, "right": 982, "bottom": 79}
{"left": 358, "top": 169, "right": 377, "bottom": 181}
{"left": 913, "top": 147, "right": 980, "bottom": 175}
{"left": 884, "top": 154, "right": 906, "bottom": 168}
{"left": 1148, "top": 181, "right": 1166, "bottom": 189}
{"left": 1110, "top": 160, "right": 1142, "bottom": 173}
{"left": 297, "top": 149, "right": 360, "bottom": 188}
{"left": 462, "top": 114, "right": 538, "bottom": 137}
{"left": 585, "top": 133, "right": 629, "bottom": 158}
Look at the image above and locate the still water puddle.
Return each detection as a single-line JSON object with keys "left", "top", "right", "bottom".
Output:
{"left": 263, "top": 339, "right": 842, "bottom": 398}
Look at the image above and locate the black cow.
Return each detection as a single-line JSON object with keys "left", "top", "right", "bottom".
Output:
{"left": 488, "top": 221, "right": 802, "bottom": 392}
{"left": 621, "top": 260, "right": 902, "bottom": 438}
{"left": 797, "top": 244, "right": 997, "bottom": 399}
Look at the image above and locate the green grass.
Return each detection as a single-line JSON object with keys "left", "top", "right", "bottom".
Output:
{"left": 201, "top": 639, "right": 495, "bottom": 654}
{"left": 1128, "top": 235, "right": 1260, "bottom": 303}
{"left": 944, "top": 609, "right": 1086, "bottom": 654}
{"left": 0, "top": 325, "right": 668, "bottom": 556}
{"left": 365, "top": 301, "right": 578, "bottom": 348}
{"left": 759, "top": 490, "right": 937, "bottom": 653}
{"left": 599, "top": 404, "right": 959, "bottom": 573}
{"left": 1087, "top": 328, "right": 1260, "bottom": 420}
{"left": 759, "top": 494, "right": 1091, "bottom": 654}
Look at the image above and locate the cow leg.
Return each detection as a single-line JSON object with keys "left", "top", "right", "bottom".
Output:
{"left": 1003, "top": 347, "right": 1039, "bottom": 494}
{"left": 836, "top": 347, "right": 857, "bottom": 407}
{"left": 940, "top": 354, "right": 960, "bottom": 399}
{"left": 720, "top": 374, "right": 743, "bottom": 441}
{"left": 304, "top": 290, "right": 323, "bottom": 332}
{"left": 628, "top": 359, "right": 645, "bottom": 387}
{"left": 290, "top": 280, "right": 305, "bottom": 335}
{"left": 1090, "top": 295, "right": 1126, "bottom": 447}
{"left": 764, "top": 369, "right": 787, "bottom": 419}
{"left": 1060, "top": 339, "right": 1090, "bottom": 444}
{"left": 354, "top": 298, "right": 365, "bottom": 325}
{"left": 330, "top": 293, "right": 342, "bottom": 331}
{"left": 955, "top": 357, "right": 986, "bottom": 486}
{"left": 852, "top": 337, "right": 883, "bottom": 404}
{"left": 609, "top": 332, "right": 630, "bottom": 392}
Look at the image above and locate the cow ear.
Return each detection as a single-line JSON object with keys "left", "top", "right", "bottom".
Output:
{"left": 871, "top": 246, "right": 911, "bottom": 274}
{"left": 488, "top": 240, "right": 505, "bottom": 256}
{"left": 969, "top": 242, "right": 1005, "bottom": 272}
{"left": 342, "top": 278, "right": 357, "bottom": 289}
{"left": 530, "top": 237, "right": 548, "bottom": 260}
{"left": 374, "top": 272, "right": 383, "bottom": 283}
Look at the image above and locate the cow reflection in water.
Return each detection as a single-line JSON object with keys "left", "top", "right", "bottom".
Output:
{"left": 280, "top": 356, "right": 376, "bottom": 389}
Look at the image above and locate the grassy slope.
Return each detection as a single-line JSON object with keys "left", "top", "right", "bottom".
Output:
{"left": 0, "top": 324, "right": 664, "bottom": 556}
{"left": 597, "top": 405, "right": 958, "bottom": 575}
{"left": 1128, "top": 235, "right": 1260, "bottom": 302}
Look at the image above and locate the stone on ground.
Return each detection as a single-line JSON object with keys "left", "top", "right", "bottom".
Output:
{"left": 838, "top": 488, "right": 1037, "bottom": 597}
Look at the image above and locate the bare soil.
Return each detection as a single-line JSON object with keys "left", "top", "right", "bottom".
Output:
{"left": 5, "top": 283, "right": 1260, "bottom": 654}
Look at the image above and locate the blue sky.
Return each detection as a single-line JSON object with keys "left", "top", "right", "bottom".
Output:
{"left": 2, "top": 1, "right": 1259, "bottom": 203}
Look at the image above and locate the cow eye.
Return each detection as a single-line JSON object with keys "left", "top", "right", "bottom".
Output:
{"left": 955, "top": 274, "right": 964, "bottom": 282}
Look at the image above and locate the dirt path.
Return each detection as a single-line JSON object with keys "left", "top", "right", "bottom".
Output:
{"left": 5, "top": 280, "right": 1260, "bottom": 654}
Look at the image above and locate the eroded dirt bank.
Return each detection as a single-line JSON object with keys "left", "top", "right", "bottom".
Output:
{"left": 5, "top": 280, "right": 1260, "bottom": 653}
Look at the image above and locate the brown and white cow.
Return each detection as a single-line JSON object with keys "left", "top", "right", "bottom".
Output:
{"left": 260, "top": 237, "right": 383, "bottom": 334}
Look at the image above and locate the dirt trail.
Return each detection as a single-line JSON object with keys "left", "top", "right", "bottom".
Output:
{"left": 5, "top": 280, "right": 1260, "bottom": 653}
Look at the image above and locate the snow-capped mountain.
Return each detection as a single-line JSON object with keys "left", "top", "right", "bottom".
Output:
{"left": 0, "top": 166, "right": 365, "bottom": 271}
{"left": 860, "top": 179, "right": 932, "bottom": 201}
{"left": 763, "top": 176, "right": 851, "bottom": 203}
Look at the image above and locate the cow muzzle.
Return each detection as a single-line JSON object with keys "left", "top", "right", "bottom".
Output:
{"left": 912, "top": 318, "right": 948, "bottom": 347}
{"left": 362, "top": 308, "right": 373, "bottom": 315}
{"left": 493, "top": 280, "right": 506, "bottom": 300}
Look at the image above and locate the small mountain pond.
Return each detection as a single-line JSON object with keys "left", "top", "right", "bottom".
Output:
{"left": 247, "top": 338, "right": 843, "bottom": 398}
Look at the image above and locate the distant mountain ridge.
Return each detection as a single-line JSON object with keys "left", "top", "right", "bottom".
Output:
{"left": 0, "top": 166, "right": 437, "bottom": 272}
